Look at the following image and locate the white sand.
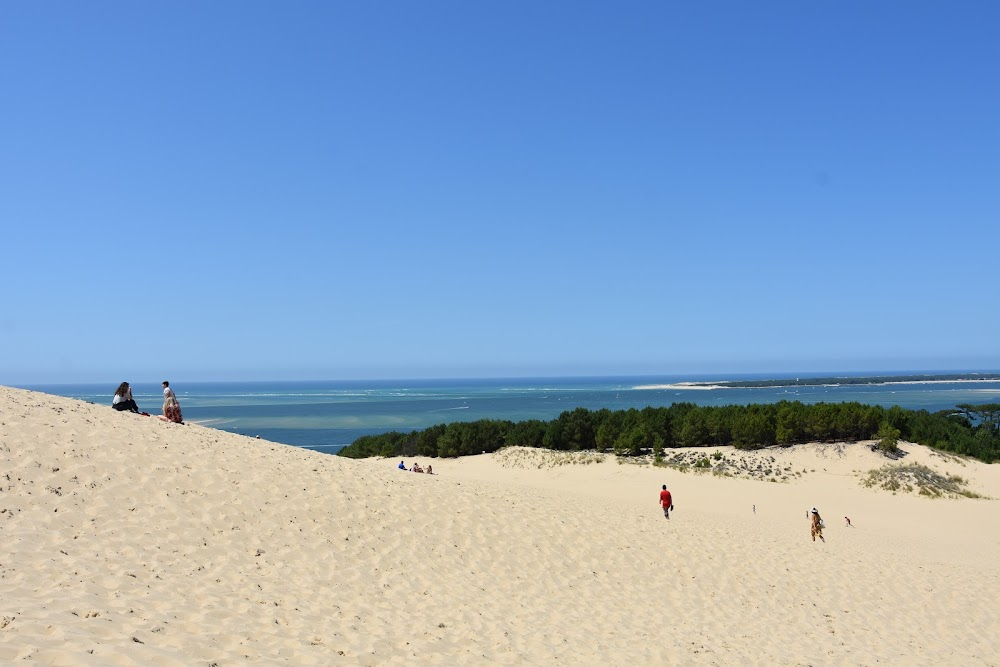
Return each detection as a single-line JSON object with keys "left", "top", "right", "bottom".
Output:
{"left": 636, "top": 379, "right": 1000, "bottom": 390}
{"left": 2, "top": 386, "right": 999, "bottom": 665}
{"left": 633, "top": 383, "right": 728, "bottom": 390}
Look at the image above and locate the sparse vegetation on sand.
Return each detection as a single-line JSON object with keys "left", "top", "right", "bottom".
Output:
{"left": 649, "top": 450, "right": 798, "bottom": 483}
{"left": 494, "top": 447, "right": 606, "bottom": 469}
{"left": 861, "top": 463, "right": 986, "bottom": 499}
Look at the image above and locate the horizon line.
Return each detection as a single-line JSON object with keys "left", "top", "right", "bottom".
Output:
{"left": 10, "top": 368, "right": 1000, "bottom": 387}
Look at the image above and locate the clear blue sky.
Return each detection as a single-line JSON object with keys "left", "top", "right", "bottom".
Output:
{"left": 3, "top": 2, "right": 998, "bottom": 383}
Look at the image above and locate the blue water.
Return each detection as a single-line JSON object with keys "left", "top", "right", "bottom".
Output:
{"left": 21, "top": 375, "right": 1000, "bottom": 454}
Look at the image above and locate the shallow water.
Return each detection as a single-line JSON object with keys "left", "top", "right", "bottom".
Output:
{"left": 23, "top": 375, "right": 1000, "bottom": 453}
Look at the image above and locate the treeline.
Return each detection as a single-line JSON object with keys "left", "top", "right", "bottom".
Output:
{"left": 715, "top": 373, "right": 1000, "bottom": 388}
{"left": 337, "top": 400, "right": 1000, "bottom": 463}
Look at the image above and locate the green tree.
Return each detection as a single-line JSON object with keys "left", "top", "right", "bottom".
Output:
{"left": 417, "top": 424, "right": 446, "bottom": 457}
{"left": 875, "top": 421, "right": 901, "bottom": 454}
{"left": 507, "top": 420, "right": 546, "bottom": 448}
{"left": 775, "top": 402, "right": 806, "bottom": 444}
{"left": 595, "top": 418, "right": 622, "bottom": 453}
{"left": 956, "top": 403, "right": 1000, "bottom": 435}
{"left": 560, "top": 408, "right": 596, "bottom": 451}
{"left": 732, "top": 407, "right": 775, "bottom": 449}
{"left": 680, "top": 409, "right": 710, "bottom": 448}
{"left": 542, "top": 419, "right": 565, "bottom": 450}
{"left": 614, "top": 424, "right": 650, "bottom": 456}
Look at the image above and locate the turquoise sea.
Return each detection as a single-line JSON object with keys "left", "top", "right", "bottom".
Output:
{"left": 22, "top": 375, "right": 1000, "bottom": 454}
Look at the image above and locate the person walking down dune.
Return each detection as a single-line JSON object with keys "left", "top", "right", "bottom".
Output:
{"left": 809, "top": 507, "right": 825, "bottom": 542}
{"left": 659, "top": 485, "right": 673, "bottom": 519}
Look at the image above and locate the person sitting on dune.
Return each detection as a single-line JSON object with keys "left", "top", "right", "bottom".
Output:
{"left": 426, "top": 464, "right": 433, "bottom": 474}
{"left": 112, "top": 382, "right": 140, "bottom": 413}
{"left": 412, "top": 462, "right": 423, "bottom": 473}
{"left": 158, "top": 395, "right": 183, "bottom": 424}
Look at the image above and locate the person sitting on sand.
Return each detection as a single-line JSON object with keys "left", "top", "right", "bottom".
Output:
{"left": 160, "top": 381, "right": 182, "bottom": 423}
{"left": 412, "top": 462, "right": 423, "bottom": 473}
{"left": 111, "top": 382, "right": 140, "bottom": 413}
{"left": 426, "top": 464, "right": 433, "bottom": 475}
{"left": 809, "top": 507, "right": 825, "bottom": 542}
{"left": 158, "top": 395, "right": 184, "bottom": 424}
{"left": 398, "top": 461, "right": 406, "bottom": 470}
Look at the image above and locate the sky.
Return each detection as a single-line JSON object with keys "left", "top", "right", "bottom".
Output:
{"left": 2, "top": 2, "right": 998, "bottom": 384}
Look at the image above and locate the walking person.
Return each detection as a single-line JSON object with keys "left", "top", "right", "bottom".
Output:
{"left": 809, "top": 507, "right": 825, "bottom": 542}
{"left": 659, "top": 484, "right": 673, "bottom": 519}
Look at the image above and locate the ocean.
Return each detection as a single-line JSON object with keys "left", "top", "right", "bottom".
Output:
{"left": 21, "top": 375, "right": 1000, "bottom": 454}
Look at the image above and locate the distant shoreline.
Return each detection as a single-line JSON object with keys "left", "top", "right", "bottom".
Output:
{"left": 634, "top": 382, "right": 729, "bottom": 390}
{"left": 635, "top": 374, "right": 1000, "bottom": 391}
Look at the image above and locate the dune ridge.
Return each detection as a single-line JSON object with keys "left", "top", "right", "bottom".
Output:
{"left": 2, "top": 386, "right": 999, "bottom": 665}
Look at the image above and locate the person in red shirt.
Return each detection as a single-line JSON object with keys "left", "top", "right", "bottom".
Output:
{"left": 659, "top": 485, "right": 673, "bottom": 519}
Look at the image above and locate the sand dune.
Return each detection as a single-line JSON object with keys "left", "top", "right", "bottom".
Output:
{"left": 2, "top": 386, "right": 999, "bottom": 665}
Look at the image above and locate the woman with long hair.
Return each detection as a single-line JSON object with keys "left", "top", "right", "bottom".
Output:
{"left": 111, "top": 382, "right": 140, "bottom": 413}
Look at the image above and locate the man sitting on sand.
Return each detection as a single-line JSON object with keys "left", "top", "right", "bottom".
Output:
{"left": 426, "top": 464, "right": 433, "bottom": 474}
{"left": 398, "top": 461, "right": 406, "bottom": 470}
{"left": 412, "top": 462, "right": 423, "bottom": 473}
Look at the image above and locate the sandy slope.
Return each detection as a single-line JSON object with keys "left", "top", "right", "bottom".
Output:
{"left": 2, "top": 386, "right": 999, "bottom": 665}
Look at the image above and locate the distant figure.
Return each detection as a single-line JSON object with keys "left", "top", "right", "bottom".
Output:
{"left": 809, "top": 507, "right": 825, "bottom": 542}
{"left": 412, "top": 462, "right": 424, "bottom": 473}
{"left": 158, "top": 395, "right": 183, "bottom": 424}
{"left": 426, "top": 464, "right": 433, "bottom": 475}
{"left": 659, "top": 484, "right": 673, "bottom": 519}
{"left": 112, "top": 382, "right": 140, "bottom": 413}
{"left": 398, "top": 461, "right": 406, "bottom": 470}
{"left": 845, "top": 516, "right": 852, "bottom": 527}
{"left": 753, "top": 504, "right": 756, "bottom": 515}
